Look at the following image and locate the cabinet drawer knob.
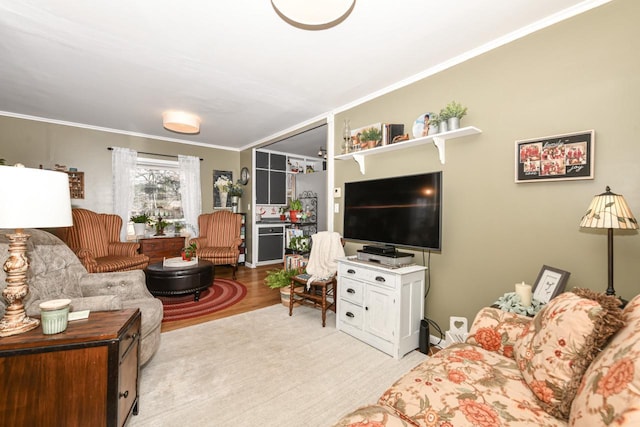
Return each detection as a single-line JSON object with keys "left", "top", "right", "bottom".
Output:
{"left": 119, "top": 390, "right": 129, "bottom": 399}
{"left": 347, "top": 288, "right": 355, "bottom": 294}
{"left": 346, "top": 312, "right": 355, "bottom": 318}
{"left": 347, "top": 269, "right": 356, "bottom": 274}
{"left": 375, "top": 276, "right": 386, "bottom": 282}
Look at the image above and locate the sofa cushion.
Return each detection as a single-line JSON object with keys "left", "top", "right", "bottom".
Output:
{"left": 467, "top": 307, "right": 531, "bottom": 359}
{"left": 377, "top": 343, "right": 565, "bottom": 426}
{"left": 513, "top": 288, "right": 623, "bottom": 420}
{"left": 569, "top": 294, "right": 640, "bottom": 426}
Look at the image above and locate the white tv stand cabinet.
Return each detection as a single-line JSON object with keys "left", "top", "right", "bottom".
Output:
{"left": 336, "top": 257, "right": 426, "bottom": 359}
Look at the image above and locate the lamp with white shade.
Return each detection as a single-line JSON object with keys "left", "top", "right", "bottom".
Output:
{"left": 0, "top": 165, "right": 72, "bottom": 336}
{"left": 579, "top": 186, "right": 638, "bottom": 300}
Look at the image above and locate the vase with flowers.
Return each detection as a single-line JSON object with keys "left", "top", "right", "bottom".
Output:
{"left": 227, "top": 180, "right": 244, "bottom": 213}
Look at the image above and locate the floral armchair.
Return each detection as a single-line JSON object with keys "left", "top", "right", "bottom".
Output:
{"left": 63, "top": 208, "right": 149, "bottom": 273}
{"left": 190, "top": 211, "right": 242, "bottom": 279}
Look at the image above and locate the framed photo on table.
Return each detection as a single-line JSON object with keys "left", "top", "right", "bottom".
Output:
{"left": 532, "top": 265, "right": 571, "bottom": 304}
{"left": 515, "top": 130, "right": 594, "bottom": 183}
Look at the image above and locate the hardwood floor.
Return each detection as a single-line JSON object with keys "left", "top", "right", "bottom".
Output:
{"left": 160, "top": 264, "right": 282, "bottom": 332}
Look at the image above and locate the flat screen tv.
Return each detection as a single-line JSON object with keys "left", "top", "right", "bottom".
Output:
{"left": 343, "top": 172, "right": 442, "bottom": 251}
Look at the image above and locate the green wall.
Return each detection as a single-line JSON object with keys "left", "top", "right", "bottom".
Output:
{"left": 0, "top": 116, "right": 239, "bottom": 220}
{"left": 333, "top": 0, "right": 640, "bottom": 332}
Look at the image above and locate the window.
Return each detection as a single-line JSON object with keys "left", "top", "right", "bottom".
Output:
{"left": 130, "top": 158, "right": 183, "bottom": 233}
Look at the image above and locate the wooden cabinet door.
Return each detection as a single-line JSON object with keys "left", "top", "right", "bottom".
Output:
{"left": 364, "top": 285, "right": 395, "bottom": 342}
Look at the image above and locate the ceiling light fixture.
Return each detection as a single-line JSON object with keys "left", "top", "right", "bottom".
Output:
{"left": 162, "top": 111, "right": 201, "bottom": 134}
{"left": 271, "top": 0, "right": 356, "bottom": 31}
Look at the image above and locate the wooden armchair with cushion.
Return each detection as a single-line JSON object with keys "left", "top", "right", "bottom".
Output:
{"left": 64, "top": 208, "right": 149, "bottom": 273}
{"left": 191, "top": 211, "right": 242, "bottom": 279}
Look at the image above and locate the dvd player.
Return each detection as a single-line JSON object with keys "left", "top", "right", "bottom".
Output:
{"left": 356, "top": 250, "right": 414, "bottom": 267}
{"left": 362, "top": 244, "right": 397, "bottom": 255}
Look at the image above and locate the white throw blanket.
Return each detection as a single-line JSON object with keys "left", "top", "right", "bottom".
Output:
{"left": 305, "top": 231, "right": 345, "bottom": 288}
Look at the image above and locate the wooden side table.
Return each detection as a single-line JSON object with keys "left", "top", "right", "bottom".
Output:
{"left": 139, "top": 236, "right": 185, "bottom": 264}
{"left": 0, "top": 309, "right": 141, "bottom": 427}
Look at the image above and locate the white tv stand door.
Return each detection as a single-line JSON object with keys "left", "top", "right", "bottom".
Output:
{"left": 336, "top": 257, "right": 426, "bottom": 359}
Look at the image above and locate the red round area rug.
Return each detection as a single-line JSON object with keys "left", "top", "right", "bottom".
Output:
{"left": 158, "top": 279, "right": 247, "bottom": 323}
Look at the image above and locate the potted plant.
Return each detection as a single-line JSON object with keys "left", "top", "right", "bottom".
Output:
{"left": 173, "top": 221, "right": 185, "bottom": 236}
{"left": 227, "top": 180, "right": 243, "bottom": 213}
{"left": 279, "top": 207, "right": 287, "bottom": 221}
{"left": 360, "top": 127, "right": 382, "bottom": 149}
{"left": 441, "top": 101, "right": 467, "bottom": 130}
{"left": 153, "top": 216, "right": 169, "bottom": 236}
{"left": 130, "top": 213, "right": 150, "bottom": 237}
{"left": 181, "top": 242, "right": 197, "bottom": 261}
{"left": 264, "top": 268, "right": 302, "bottom": 307}
{"left": 427, "top": 113, "right": 441, "bottom": 135}
{"left": 289, "top": 235, "right": 310, "bottom": 253}
{"left": 288, "top": 199, "right": 303, "bottom": 222}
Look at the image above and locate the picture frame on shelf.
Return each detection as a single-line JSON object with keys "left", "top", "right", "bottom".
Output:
{"left": 532, "top": 265, "right": 571, "bottom": 304}
{"left": 515, "top": 130, "right": 594, "bottom": 183}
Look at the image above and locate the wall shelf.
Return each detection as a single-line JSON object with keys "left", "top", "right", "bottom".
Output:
{"left": 335, "top": 126, "right": 482, "bottom": 174}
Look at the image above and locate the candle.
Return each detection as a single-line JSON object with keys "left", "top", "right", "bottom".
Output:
{"left": 515, "top": 281, "right": 532, "bottom": 307}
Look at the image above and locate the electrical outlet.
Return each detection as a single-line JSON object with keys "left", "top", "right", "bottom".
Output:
{"left": 334, "top": 187, "right": 341, "bottom": 198}
{"left": 430, "top": 334, "right": 444, "bottom": 348}
{"left": 334, "top": 203, "right": 339, "bottom": 213}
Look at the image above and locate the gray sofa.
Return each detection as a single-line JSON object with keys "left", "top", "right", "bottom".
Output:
{"left": 0, "top": 228, "right": 162, "bottom": 365}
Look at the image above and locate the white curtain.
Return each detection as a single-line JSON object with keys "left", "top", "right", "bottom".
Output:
{"left": 179, "top": 155, "right": 202, "bottom": 237}
{"left": 112, "top": 147, "right": 138, "bottom": 241}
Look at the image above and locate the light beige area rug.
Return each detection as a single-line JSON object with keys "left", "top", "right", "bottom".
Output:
{"left": 130, "top": 304, "right": 426, "bottom": 427}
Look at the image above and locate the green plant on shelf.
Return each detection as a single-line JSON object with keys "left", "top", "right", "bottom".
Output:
{"left": 441, "top": 101, "right": 468, "bottom": 120}
{"left": 289, "top": 199, "right": 303, "bottom": 212}
{"left": 227, "top": 180, "right": 244, "bottom": 197}
{"left": 289, "top": 235, "right": 310, "bottom": 253}
{"left": 360, "top": 127, "right": 382, "bottom": 142}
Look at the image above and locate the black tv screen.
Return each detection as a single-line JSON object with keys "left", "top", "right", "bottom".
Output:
{"left": 343, "top": 172, "right": 442, "bottom": 251}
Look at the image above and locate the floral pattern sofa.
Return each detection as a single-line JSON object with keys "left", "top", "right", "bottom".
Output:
{"left": 334, "top": 288, "right": 640, "bottom": 427}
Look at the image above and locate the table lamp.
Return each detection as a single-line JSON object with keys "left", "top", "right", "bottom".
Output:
{"left": 579, "top": 186, "right": 638, "bottom": 298}
{"left": 0, "top": 165, "right": 72, "bottom": 336}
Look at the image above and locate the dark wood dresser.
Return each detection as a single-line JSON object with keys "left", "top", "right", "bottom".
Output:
{"left": 139, "top": 236, "right": 185, "bottom": 264}
{"left": 0, "top": 309, "right": 141, "bottom": 427}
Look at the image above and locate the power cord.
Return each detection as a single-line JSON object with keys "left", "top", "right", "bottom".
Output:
{"left": 420, "top": 249, "right": 444, "bottom": 348}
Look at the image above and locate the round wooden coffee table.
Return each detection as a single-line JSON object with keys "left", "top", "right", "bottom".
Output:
{"left": 145, "top": 259, "right": 214, "bottom": 301}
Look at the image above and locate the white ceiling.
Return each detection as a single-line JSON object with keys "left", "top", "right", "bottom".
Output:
{"left": 0, "top": 1, "right": 607, "bottom": 158}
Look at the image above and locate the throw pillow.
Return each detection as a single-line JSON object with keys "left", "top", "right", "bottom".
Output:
{"left": 570, "top": 294, "right": 640, "bottom": 426}
{"left": 466, "top": 307, "right": 532, "bottom": 359}
{"left": 513, "top": 288, "right": 623, "bottom": 420}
